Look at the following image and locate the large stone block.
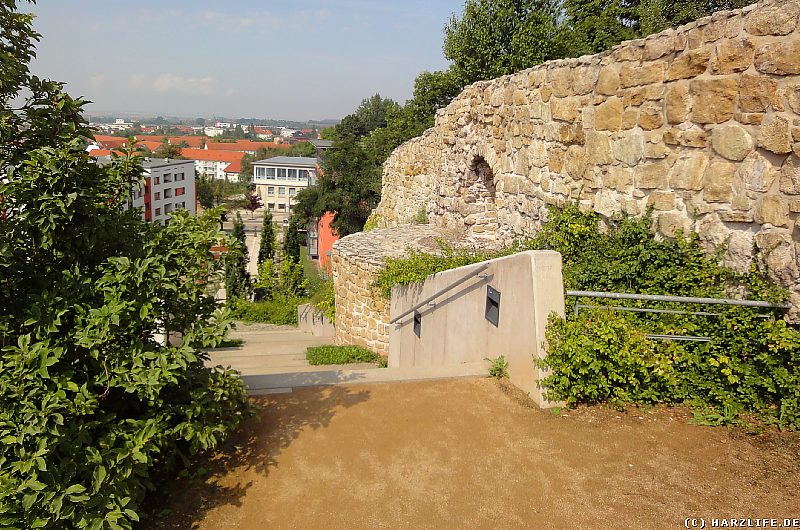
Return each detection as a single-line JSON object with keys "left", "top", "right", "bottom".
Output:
{"left": 638, "top": 157, "right": 676, "bottom": 189}
{"left": 613, "top": 130, "right": 645, "bottom": 166}
{"left": 644, "top": 35, "right": 675, "bottom": 60}
{"left": 703, "top": 159, "right": 736, "bottom": 202}
{"left": 665, "top": 82, "right": 691, "bottom": 124}
{"left": 739, "top": 151, "right": 778, "bottom": 193}
{"left": 619, "top": 62, "right": 665, "bottom": 88}
{"left": 754, "top": 230, "right": 798, "bottom": 285}
{"left": 754, "top": 38, "right": 800, "bottom": 75}
{"left": 595, "top": 97, "right": 624, "bottom": 131}
{"left": 596, "top": 66, "right": 620, "bottom": 95}
{"left": 754, "top": 195, "right": 790, "bottom": 227}
{"left": 787, "top": 83, "right": 800, "bottom": 114}
{"left": 667, "top": 48, "right": 712, "bottom": 80}
{"left": 658, "top": 211, "right": 692, "bottom": 238}
{"left": 710, "top": 37, "right": 754, "bottom": 74}
{"left": 670, "top": 152, "right": 709, "bottom": 190}
{"left": 605, "top": 165, "right": 634, "bottom": 191}
{"left": 745, "top": 0, "right": 800, "bottom": 35}
{"left": 647, "top": 191, "right": 676, "bottom": 211}
{"left": 711, "top": 124, "right": 754, "bottom": 161}
{"left": 584, "top": 131, "right": 614, "bottom": 165}
{"left": 738, "top": 74, "right": 779, "bottom": 113}
{"left": 639, "top": 101, "right": 665, "bottom": 130}
{"left": 780, "top": 155, "right": 800, "bottom": 195}
{"left": 757, "top": 114, "right": 793, "bottom": 154}
{"left": 690, "top": 79, "right": 738, "bottom": 123}
{"left": 550, "top": 97, "right": 579, "bottom": 122}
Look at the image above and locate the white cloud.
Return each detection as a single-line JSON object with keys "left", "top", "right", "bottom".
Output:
{"left": 89, "top": 74, "right": 105, "bottom": 88}
{"left": 193, "top": 9, "right": 332, "bottom": 33}
{"left": 152, "top": 73, "right": 217, "bottom": 96}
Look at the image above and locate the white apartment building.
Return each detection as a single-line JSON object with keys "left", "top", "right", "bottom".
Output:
{"left": 252, "top": 156, "right": 318, "bottom": 215}
{"left": 180, "top": 149, "right": 242, "bottom": 182}
{"left": 130, "top": 159, "right": 196, "bottom": 224}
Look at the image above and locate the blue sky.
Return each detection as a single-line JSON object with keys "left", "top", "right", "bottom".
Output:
{"left": 27, "top": 1, "right": 459, "bottom": 121}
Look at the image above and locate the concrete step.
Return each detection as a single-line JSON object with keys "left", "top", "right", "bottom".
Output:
{"left": 243, "top": 362, "right": 489, "bottom": 394}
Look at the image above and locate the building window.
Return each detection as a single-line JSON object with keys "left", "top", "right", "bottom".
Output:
{"left": 289, "top": 187, "right": 296, "bottom": 196}
{"left": 278, "top": 187, "right": 285, "bottom": 196}
{"left": 287, "top": 168, "right": 297, "bottom": 180}
{"left": 164, "top": 189, "right": 173, "bottom": 199}
{"left": 299, "top": 169, "right": 309, "bottom": 182}
{"left": 163, "top": 173, "right": 172, "bottom": 183}
{"left": 267, "top": 202, "right": 275, "bottom": 210}
{"left": 277, "top": 168, "right": 287, "bottom": 180}
{"left": 154, "top": 176, "right": 160, "bottom": 185}
{"left": 176, "top": 173, "right": 184, "bottom": 181}
{"left": 255, "top": 167, "right": 265, "bottom": 178}
{"left": 155, "top": 207, "right": 161, "bottom": 215}
{"left": 268, "top": 186, "right": 275, "bottom": 196}
{"left": 154, "top": 192, "right": 161, "bottom": 200}
{"left": 266, "top": 167, "right": 276, "bottom": 178}
{"left": 175, "top": 187, "right": 185, "bottom": 196}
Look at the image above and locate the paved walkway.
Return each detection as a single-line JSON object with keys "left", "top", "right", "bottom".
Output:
{"left": 207, "top": 323, "right": 488, "bottom": 394}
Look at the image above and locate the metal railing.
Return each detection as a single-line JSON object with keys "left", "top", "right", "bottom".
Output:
{"left": 390, "top": 263, "right": 490, "bottom": 325}
{"left": 565, "top": 290, "right": 791, "bottom": 342}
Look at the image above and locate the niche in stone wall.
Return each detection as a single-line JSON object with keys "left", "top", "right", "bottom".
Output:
{"left": 463, "top": 156, "right": 497, "bottom": 205}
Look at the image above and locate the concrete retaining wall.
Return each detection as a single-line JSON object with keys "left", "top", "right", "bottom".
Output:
{"left": 297, "top": 304, "right": 335, "bottom": 337}
{"left": 389, "top": 251, "right": 566, "bottom": 407}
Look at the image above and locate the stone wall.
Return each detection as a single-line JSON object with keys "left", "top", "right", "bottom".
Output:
{"left": 374, "top": 0, "right": 800, "bottom": 315}
{"left": 331, "top": 226, "right": 447, "bottom": 356}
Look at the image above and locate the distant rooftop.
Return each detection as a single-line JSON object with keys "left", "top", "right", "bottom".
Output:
{"left": 253, "top": 156, "right": 318, "bottom": 168}
{"left": 310, "top": 139, "right": 334, "bottom": 149}
{"left": 141, "top": 158, "right": 195, "bottom": 169}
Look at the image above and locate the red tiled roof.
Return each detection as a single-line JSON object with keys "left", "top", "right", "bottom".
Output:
{"left": 206, "top": 140, "right": 287, "bottom": 152}
{"left": 135, "top": 135, "right": 167, "bottom": 143}
{"left": 180, "top": 148, "right": 244, "bottom": 163}
{"left": 254, "top": 127, "right": 272, "bottom": 135}
{"left": 136, "top": 141, "right": 163, "bottom": 151}
{"left": 223, "top": 161, "right": 242, "bottom": 174}
{"left": 168, "top": 136, "right": 205, "bottom": 148}
{"left": 92, "top": 135, "right": 128, "bottom": 149}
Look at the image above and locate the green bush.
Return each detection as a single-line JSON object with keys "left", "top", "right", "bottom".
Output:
{"left": 228, "top": 297, "right": 300, "bottom": 325}
{"left": 486, "top": 355, "right": 509, "bottom": 378}
{"left": 306, "top": 345, "right": 383, "bottom": 365}
{"left": 309, "top": 278, "right": 336, "bottom": 323}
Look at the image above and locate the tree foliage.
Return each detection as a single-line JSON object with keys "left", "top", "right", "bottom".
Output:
{"left": 0, "top": 3, "right": 250, "bottom": 527}
{"left": 282, "top": 216, "right": 303, "bottom": 264}
{"left": 258, "top": 209, "right": 276, "bottom": 265}
{"left": 225, "top": 212, "right": 250, "bottom": 299}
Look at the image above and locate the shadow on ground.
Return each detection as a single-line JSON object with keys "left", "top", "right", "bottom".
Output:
{"left": 141, "top": 381, "right": 371, "bottom": 529}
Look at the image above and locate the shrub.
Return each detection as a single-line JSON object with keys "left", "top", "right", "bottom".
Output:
{"left": 306, "top": 345, "right": 383, "bottom": 365}
{"left": 486, "top": 355, "right": 509, "bottom": 378}
{"left": 309, "top": 278, "right": 336, "bottom": 323}
{"left": 228, "top": 297, "right": 300, "bottom": 325}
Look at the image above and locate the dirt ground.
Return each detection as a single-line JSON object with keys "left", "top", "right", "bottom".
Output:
{"left": 144, "top": 378, "right": 800, "bottom": 530}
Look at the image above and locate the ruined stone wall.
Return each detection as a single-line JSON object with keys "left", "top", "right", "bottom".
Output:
{"left": 374, "top": 0, "right": 800, "bottom": 313}
{"left": 331, "top": 226, "right": 445, "bottom": 355}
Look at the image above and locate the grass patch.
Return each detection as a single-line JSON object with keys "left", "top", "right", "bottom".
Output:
{"left": 306, "top": 345, "right": 384, "bottom": 366}
{"left": 215, "top": 337, "right": 243, "bottom": 348}
{"left": 228, "top": 297, "right": 300, "bottom": 325}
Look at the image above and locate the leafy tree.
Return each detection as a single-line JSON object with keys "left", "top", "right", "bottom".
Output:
{"left": 244, "top": 188, "right": 262, "bottom": 218}
{"left": 0, "top": 3, "right": 249, "bottom": 527}
{"left": 637, "top": 0, "right": 753, "bottom": 34}
{"left": 320, "top": 127, "right": 337, "bottom": 140}
{"left": 282, "top": 216, "right": 303, "bottom": 263}
{"left": 258, "top": 209, "right": 276, "bottom": 265}
{"left": 443, "top": 0, "right": 565, "bottom": 84}
{"left": 151, "top": 140, "right": 184, "bottom": 159}
{"left": 561, "top": 0, "right": 640, "bottom": 56}
{"left": 225, "top": 212, "right": 250, "bottom": 299}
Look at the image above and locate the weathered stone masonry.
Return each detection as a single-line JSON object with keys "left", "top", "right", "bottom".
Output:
{"left": 372, "top": 0, "right": 800, "bottom": 317}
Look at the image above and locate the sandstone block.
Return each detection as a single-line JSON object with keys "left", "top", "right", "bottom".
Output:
{"left": 644, "top": 142, "right": 672, "bottom": 159}
{"left": 757, "top": 114, "right": 793, "bottom": 154}
{"left": 565, "top": 145, "right": 586, "bottom": 179}
{"left": 754, "top": 196, "right": 790, "bottom": 227}
{"left": 513, "top": 90, "right": 527, "bottom": 106}
{"left": 745, "top": 1, "right": 800, "bottom": 36}
{"left": 670, "top": 152, "right": 709, "bottom": 190}
{"left": 703, "top": 159, "right": 736, "bottom": 202}
{"left": 584, "top": 131, "right": 614, "bottom": 165}
{"left": 550, "top": 68, "right": 573, "bottom": 98}
{"left": 622, "top": 109, "right": 639, "bottom": 130}
{"left": 658, "top": 211, "right": 692, "bottom": 238}
{"left": 613, "top": 131, "right": 645, "bottom": 166}
{"left": 739, "top": 151, "right": 778, "bottom": 193}
{"left": 593, "top": 189, "right": 623, "bottom": 217}
{"left": 667, "top": 48, "right": 712, "bottom": 80}
{"left": 605, "top": 166, "right": 634, "bottom": 191}
{"left": 638, "top": 101, "right": 665, "bottom": 130}
{"left": 597, "top": 66, "right": 620, "bottom": 95}
{"left": 620, "top": 62, "right": 665, "bottom": 88}
{"left": 754, "top": 230, "right": 798, "bottom": 286}
{"left": 612, "top": 44, "right": 643, "bottom": 62}
{"left": 595, "top": 97, "right": 623, "bottom": 131}
{"left": 738, "top": 74, "right": 779, "bottom": 113}
{"left": 711, "top": 124, "right": 754, "bottom": 161}
{"left": 710, "top": 37, "right": 754, "bottom": 74}
{"left": 550, "top": 97, "right": 579, "bottom": 122}
{"left": 647, "top": 191, "right": 676, "bottom": 211}
{"left": 754, "top": 39, "right": 800, "bottom": 75}
{"left": 638, "top": 157, "right": 676, "bottom": 189}
{"left": 572, "top": 66, "right": 599, "bottom": 95}
{"left": 644, "top": 35, "right": 675, "bottom": 60}
{"left": 787, "top": 83, "right": 800, "bottom": 114}
{"left": 703, "top": 15, "right": 726, "bottom": 42}
{"left": 690, "top": 79, "right": 737, "bottom": 123}
{"left": 548, "top": 148, "right": 565, "bottom": 173}
{"left": 780, "top": 155, "right": 800, "bottom": 195}
{"left": 665, "top": 82, "right": 691, "bottom": 124}
{"left": 736, "top": 112, "right": 765, "bottom": 125}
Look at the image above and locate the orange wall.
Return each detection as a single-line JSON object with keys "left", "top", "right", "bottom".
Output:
{"left": 317, "top": 212, "right": 338, "bottom": 270}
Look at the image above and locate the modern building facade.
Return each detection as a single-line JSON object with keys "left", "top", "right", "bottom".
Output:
{"left": 180, "top": 148, "right": 244, "bottom": 182}
{"left": 130, "top": 158, "right": 196, "bottom": 224}
{"left": 252, "top": 156, "right": 318, "bottom": 216}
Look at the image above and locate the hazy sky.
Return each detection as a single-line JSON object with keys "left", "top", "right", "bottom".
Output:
{"left": 27, "top": 1, "right": 459, "bottom": 121}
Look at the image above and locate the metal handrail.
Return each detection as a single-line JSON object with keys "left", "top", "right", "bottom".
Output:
{"left": 566, "top": 290, "right": 791, "bottom": 309}
{"left": 389, "top": 263, "right": 490, "bottom": 325}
